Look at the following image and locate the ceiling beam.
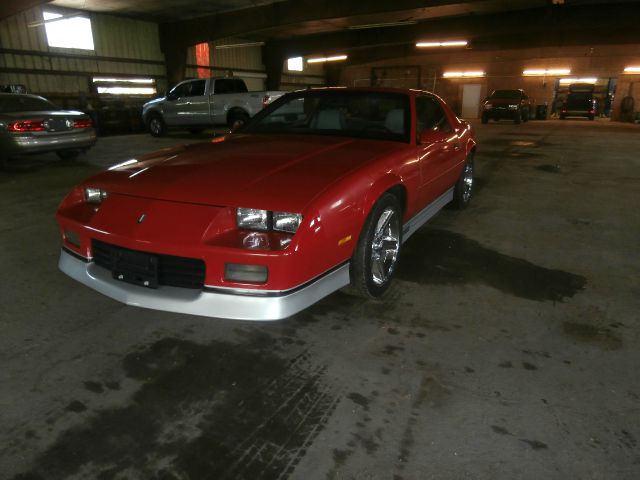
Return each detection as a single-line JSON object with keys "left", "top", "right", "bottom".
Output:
{"left": 158, "top": 0, "right": 488, "bottom": 50}
{"left": 0, "top": 0, "right": 51, "bottom": 20}
{"left": 272, "top": 3, "right": 640, "bottom": 59}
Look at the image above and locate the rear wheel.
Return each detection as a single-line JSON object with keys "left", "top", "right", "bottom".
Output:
{"left": 56, "top": 150, "right": 79, "bottom": 160}
{"left": 147, "top": 113, "right": 166, "bottom": 137}
{"left": 348, "top": 193, "right": 402, "bottom": 298}
{"left": 451, "top": 154, "right": 474, "bottom": 209}
{"left": 228, "top": 110, "right": 250, "bottom": 130}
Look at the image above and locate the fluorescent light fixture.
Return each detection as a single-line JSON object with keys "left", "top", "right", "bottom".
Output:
{"left": 348, "top": 20, "right": 417, "bottom": 30}
{"left": 559, "top": 77, "right": 598, "bottom": 85}
{"left": 287, "top": 57, "right": 303, "bottom": 72}
{"left": 215, "top": 41, "right": 264, "bottom": 49}
{"left": 93, "top": 77, "right": 154, "bottom": 84}
{"left": 624, "top": 66, "right": 640, "bottom": 73}
{"left": 97, "top": 86, "right": 157, "bottom": 95}
{"left": 307, "top": 55, "right": 348, "bottom": 64}
{"left": 43, "top": 11, "right": 94, "bottom": 50}
{"left": 416, "top": 40, "right": 468, "bottom": 48}
{"left": 443, "top": 71, "right": 485, "bottom": 78}
{"left": 523, "top": 68, "right": 571, "bottom": 76}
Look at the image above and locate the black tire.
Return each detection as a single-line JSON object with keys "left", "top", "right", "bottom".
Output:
{"left": 347, "top": 193, "right": 402, "bottom": 298}
{"left": 588, "top": 115, "right": 595, "bottom": 121}
{"left": 56, "top": 150, "right": 79, "bottom": 160}
{"left": 228, "top": 110, "right": 250, "bottom": 130}
{"left": 522, "top": 109, "right": 529, "bottom": 122}
{"left": 514, "top": 109, "right": 521, "bottom": 124}
{"left": 481, "top": 113, "right": 489, "bottom": 124}
{"left": 451, "top": 154, "right": 474, "bottom": 209}
{"left": 147, "top": 113, "right": 166, "bottom": 137}
{"left": 188, "top": 128, "right": 205, "bottom": 134}
{"left": 559, "top": 114, "right": 566, "bottom": 120}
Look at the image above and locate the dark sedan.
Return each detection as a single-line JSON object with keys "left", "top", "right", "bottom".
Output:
{"left": 0, "top": 93, "right": 96, "bottom": 165}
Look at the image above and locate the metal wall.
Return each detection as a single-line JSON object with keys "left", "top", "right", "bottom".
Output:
{"left": 0, "top": 6, "right": 167, "bottom": 105}
{"left": 186, "top": 37, "right": 266, "bottom": 91}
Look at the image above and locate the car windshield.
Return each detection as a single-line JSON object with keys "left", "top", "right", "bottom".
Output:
{"left": 0, "top": 95, "right": 59, "bottom": 113}
{"left": 489, "top": 90, "right": 521, "bottom": 99}
{"left": 244, "top": 90, "right": 411, "bottom": 143}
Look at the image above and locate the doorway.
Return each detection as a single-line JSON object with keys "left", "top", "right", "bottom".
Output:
{"left": 461, "top": 84, "right": 482, "bottom": 119}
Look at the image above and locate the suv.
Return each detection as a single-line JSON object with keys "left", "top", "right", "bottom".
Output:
{"left": 560, "top": 88, "right": 596, "bottom": 120}
{"left": 482, "top": 89, "right": 532, "bottom": 124}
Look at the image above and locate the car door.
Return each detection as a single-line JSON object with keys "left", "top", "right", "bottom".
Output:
{"left": 182, "top": 79, "right": 208, "bottom": 126}
{"left": 416, "top": 95, "right": 463, "bottom": 205}
{"left": 163, "top": 81, "right": 190, "bottom": 126}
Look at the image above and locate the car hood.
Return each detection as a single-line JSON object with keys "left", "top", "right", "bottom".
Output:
{"left": 89, "top": 134, "right": 407, "bottom": 212}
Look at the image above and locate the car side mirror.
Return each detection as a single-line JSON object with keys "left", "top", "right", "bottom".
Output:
{"left": 419, "top": 129, "right": 447, "bottom": 145}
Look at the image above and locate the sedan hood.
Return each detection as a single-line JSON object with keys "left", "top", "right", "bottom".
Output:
{"left": 91, "top": 134, "right": 407, "bottom": 212}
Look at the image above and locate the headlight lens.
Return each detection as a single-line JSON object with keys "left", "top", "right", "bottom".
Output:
{"left": 85, "top": 187, "right": 108, "bottom": 204}
{"left": 237, "top": 208, "right": 269, "bottom": 231}
{"left": 508, "top": 104, "right": 518, "bottom": 109}
{"left": 484, "top": 103, "right": 493, "bottom": 109}
{"left": 273, "top": 212, "right": 302, "bottom": 233}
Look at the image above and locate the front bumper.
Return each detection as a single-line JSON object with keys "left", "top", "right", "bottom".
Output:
{"left": 2, "top": 129, "right": 96, "bottom": 156}
{"left": 483, "top": 108, "right": 518, "bottom": 119}
{"left": 58, "top": 249, "right": 349, "bottom": 320}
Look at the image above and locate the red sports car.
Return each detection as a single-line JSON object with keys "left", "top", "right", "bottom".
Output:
{"left": 56, "top": 88, "right": 476, "bottom": 320}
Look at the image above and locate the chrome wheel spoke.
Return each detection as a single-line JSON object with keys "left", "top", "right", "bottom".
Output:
{"left": 370, "top": 207, "right": 400, "bottom": 285}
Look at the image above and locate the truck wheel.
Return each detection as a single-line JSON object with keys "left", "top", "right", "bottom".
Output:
{"left": 451, "top": 154, "right": 474, "bottom": 209}
{"left": 147, "top": 114, "right": 166, "bottom": 137}
{"left": 228, "top": 110, "right": 250, "bottom": 130}
{"left": 347, "top": 193, "right": 402, "bottom": 298}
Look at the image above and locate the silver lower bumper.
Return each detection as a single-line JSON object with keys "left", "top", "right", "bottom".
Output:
{"left": 58, "top": 250, "right": 350, "bottom": 321}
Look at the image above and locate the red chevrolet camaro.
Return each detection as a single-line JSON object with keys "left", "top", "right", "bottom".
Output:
{"left": 56, "top": 87, "right": 476, "bottom": 320}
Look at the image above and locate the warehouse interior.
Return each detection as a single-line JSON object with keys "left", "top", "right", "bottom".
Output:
{"left": 1, "top": 1, "right": 639, "bottom": 479}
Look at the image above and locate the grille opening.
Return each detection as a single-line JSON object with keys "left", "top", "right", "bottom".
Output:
{"left": 91, "top": 239, "right": 205, "bottom": 289}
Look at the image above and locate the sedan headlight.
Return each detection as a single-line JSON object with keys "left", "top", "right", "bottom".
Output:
{"left": 484, "top": 103, "right": 493, "bottom": 109}
{"left": 84, "top": 187, "right": 108, "bottom": 204}
{"left": 508, "top": 104, "right": 519, "bottom": 110}
{"left": 273, "top": 212, "right": 302, "bottom": 233}
{"left": 237, "top": 208, "right": 269, "bottom": 231}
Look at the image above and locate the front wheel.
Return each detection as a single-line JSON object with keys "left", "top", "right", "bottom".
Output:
{"left": 451, "top": 154, "right": 474, "bottom": 209}
{"left": 228, "top": 110, "right": 250, "bottom": 130}
{"left": 147, "top": 114, "right": 166, "bottom": 137}
{"left": 348, "top": 193, "right": 402, "bottom": 298}
{"left": 514, "top": 109, "right": 521, "bottom": 124}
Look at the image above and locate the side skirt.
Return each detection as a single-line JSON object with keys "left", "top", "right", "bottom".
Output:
{"left": 401, "top": 188, "right": 453, "bottom": 242}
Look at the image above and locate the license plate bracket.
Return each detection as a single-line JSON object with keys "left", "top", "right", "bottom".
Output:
{"left": 111, "top": 249, "right": 159, "bottom": 289}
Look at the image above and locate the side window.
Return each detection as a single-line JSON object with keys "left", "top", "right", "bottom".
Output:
{"left": 232, "top": 79, "right": 247, "bottom": 93}
{"left": 169, "top": 82, "right": 189, "bottom": 98}
{"left": 416, "top": 96, "right": 452, "bottom": 140}
{"left": 188, "top": 79, "right": 206, "bottom": 97}
{"left": 214, "top": 79, "right": 231, "bottom": 94}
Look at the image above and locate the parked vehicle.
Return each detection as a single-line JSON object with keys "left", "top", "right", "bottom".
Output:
{"left": 57, "top": 87, "right": 476, "bottom": 320}
{"left": 142, "top": 77, "right": 285, "bottom": 136}
{"left": 0, "top": 93, "right": 96, "bottom": 164}
{"left": 560, "top": 90, "right": 597, "bottom": 120}
{"left": 481, "top": 89, "right": 532, "bottom": 124}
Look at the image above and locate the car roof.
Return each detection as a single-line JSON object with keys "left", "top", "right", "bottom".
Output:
{"left": 292, "top": 86, "right": 433, "bottom": 97}
{"left": 0, "top": 92, "right": 46, "bottom": 100}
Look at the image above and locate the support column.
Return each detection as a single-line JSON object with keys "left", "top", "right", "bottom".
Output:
{"left": 160, "top": 25, "right": 188, "bottom": 87}
{"left": 263, "top": 41, "right": 285, "bottom": 91}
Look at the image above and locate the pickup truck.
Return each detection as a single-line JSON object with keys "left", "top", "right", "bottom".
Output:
{"left": 142, "top": 77, "right": 285, "bottom": 136}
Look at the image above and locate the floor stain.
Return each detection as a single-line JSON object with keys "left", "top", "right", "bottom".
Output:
{"left": 398, "top": 229, "right": 586, "bottom": 302}
{"left": 522, "top": 362, "right": 538, "bottom": 371}
{"left": 347, "top": 393, "right": 370, "bottom": 412}
{"left": 82, "top": 381, "right": 104, "bottom": 394}
{"left": 15, "top": 337, "right": 336, "bottom": 480}
{"left": 491, "top": 425, "right": 511, "bottom": 435}
{"left": 520, "top": 439, "right": 548, "bottom": 450}
{"left": 562, "top": 321, "right": 622, "bottom": 350}
{"left": 64, "top": 401, "right": 87, "bottom": 413}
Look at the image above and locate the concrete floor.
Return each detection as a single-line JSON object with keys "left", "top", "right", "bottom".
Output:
{"left": 1, "top": 120, "right": 639, "bottom": 480}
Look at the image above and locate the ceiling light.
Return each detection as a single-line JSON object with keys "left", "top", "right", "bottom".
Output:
{"left": 416, "top": 40, "right": 468, "bottom": 48}
{"left": 523, "top": 68, "right": 571, "bottom": 76}
{"left": 93, "top": 77, "right": 154, "bottom": 84}
{"left": 624, "top": 66, "right": 640, "bottom": 73}
{"left": 348, "top": 20, "right": 417, "bottom": 30}
{"left": 559, "top": 77, "right": 598, "bottom": 85}
{"left": 443, "top": 71, "right": 485, "bottom": 78}
{"left": 307, "top": 55, "right": 348, "bottom": 64}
